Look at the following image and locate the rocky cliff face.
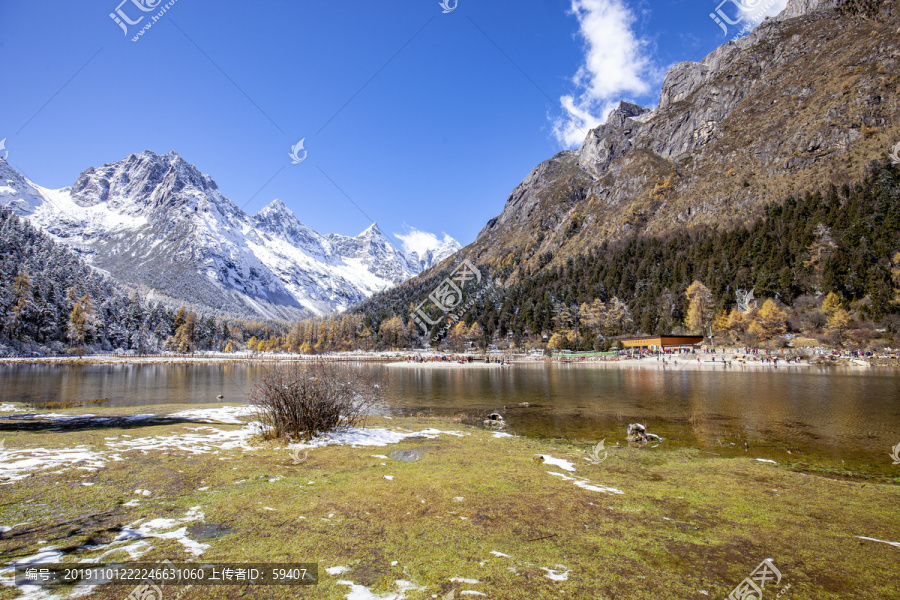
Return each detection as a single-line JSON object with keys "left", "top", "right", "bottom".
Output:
{"left": 466, "top": 0, "right": 899, "bottom": 281}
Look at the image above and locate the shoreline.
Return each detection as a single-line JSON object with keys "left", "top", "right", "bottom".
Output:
{"left": 1, "top": 351, "right": 897, "bottom": 370}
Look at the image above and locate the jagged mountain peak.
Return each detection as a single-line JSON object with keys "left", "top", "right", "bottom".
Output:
{"left": 254, "top": 198, "right": 299, "bottom": 225}
{"left": 69, "top": 148, "right": 226, "bottom": 214}
{"left": 0, "top": 153, "right": 460, "bottom": 319}
{"left": 359, "top": 222, "right": 385, "bottom": 238}
{"left": 258, "top": 198, "right": 290, "bottom": 213}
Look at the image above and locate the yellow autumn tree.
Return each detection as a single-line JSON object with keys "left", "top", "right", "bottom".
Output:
{"left": 748, "top": 299, "right": 787, "bottom": 340}
{"left": 684, "top": 280, "right": 714, "bottom": 335}
{"left": 711, "top": 309, "right": 730, "bottom": 335}
{"left": 449, "top": 321, "right": 468, "bottom": 351}
{"left": 548, "top": 333, "right": 568, "bottom": 350}
{"left": 826, "top": 308, "right": 853, "bottom": 344}
{"left": 822, "top": 292, "right": 843, "bottom": 314}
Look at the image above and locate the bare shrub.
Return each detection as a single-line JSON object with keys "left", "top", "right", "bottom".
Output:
{"left": 250, "top": 364, "right": 381, "bottom": 441}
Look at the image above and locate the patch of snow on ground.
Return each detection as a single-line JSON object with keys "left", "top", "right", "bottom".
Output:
{"left": 492, "top": 432, "right": 513, "bottom": 438}
{"left": 0, "top": 446, "right": 106, "bottom": 484}
{"left": 548, "top": 471, "right": 624, "bottom": 495}
{"left": 337, "top": 579, "right": 421, "bottom": 600}
{"left": 288, "top": 427, "right": 465, "bottom": 449}
{"left": 450, "top": 577, "right": 479, "bottom": 584}
{"left": 540, "top": 455, "right": 576, "bottom": 472}
{"left": 542, "top": 567, "right": 570, "bottom": 581}
{"left": 0, "top": 404, "right": 20, "bottom": 412}
{"left": 107, "top": 425, "right": 256, "bottom": 455}
{"left": 857, "top": 536, "right": 900, "bottom": 550}
{"left": 170, "top": 406, "right": 256, "bottom": 424}
{"left": 490, "top": 551, "right": 510, "bottom": 558}
{"left": 755, "top": 458, "right": 777, "bottom": 464}
{"left": 460, "top": 592, "right": 487, "bottom": 596}
{"left": 0, "top": 547, "right": 65, "bottom": 596}
{"left": 115, "top": 506, "right": 209, "bottom": 557}
{"left": 326, "top": 565, "right": 350, "bottom": 575}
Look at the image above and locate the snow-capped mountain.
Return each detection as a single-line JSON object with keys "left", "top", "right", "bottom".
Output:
{"left": 0, "top": 151, "right": 459, "bottom": 319}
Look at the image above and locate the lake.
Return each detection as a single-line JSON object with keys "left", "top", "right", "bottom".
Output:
{"left": 2, "top": 361, "right": 898, "bottom": 475}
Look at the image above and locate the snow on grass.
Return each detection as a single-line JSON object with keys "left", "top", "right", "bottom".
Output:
{"left": 542, "top": 566, "right": 570, "bottom": 581}
{"left": 287, "top": 427, "right": 465, "bottom": 449}
{"left": 106, "top": 425, "right": 256, "bottom": 455}
{"left": 755, "top": 458, "right": 777, "bottom": 464}
{"left": 384, "top": 475, "right": 394, "bottom": 481}
{"left": 856, "top": 536, "right": 900, "bottom": 550}
{"left": 337, "top": 579, "right": 422, "bottom": 600}
{"left": 450, "top": 577, "right": 479, "bottom": 584}
{"left": 539, "top": 455, "right": 576, "bottom": 472}
{"left": 1, "top": 408, "right": 468, "bottom": 486}
{"left": 490, "top": 551, "right": 510, "bottom": 558}
{"left": 0, "top": 547, "right": 64, "bottom": 596}
{"left": 460, "top": 592, "right": 487, "bottom": 596}
{"left": 492, "top": 432, "right": 513, "bottom": 438}
{"left": 326, "top": 565, "right": 350, "bottom": 575}
{"left": 115, "top": 506, "right": 209, "bottom": 557}
{"left": 169, "top": 406, "right": 256, "bottom": 424}
{"left": 0, "top": 404, "right": 20, "bottom": 412}
{"left": 548, "top": 471, "right": 624, "bottom": 495}
{"left": 0, "top": 446, "right": 106, "bottom": 484}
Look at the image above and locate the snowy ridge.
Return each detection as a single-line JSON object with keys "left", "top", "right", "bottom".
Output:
{"left": 0, "top": 153, "right": 460, "bottom": 318}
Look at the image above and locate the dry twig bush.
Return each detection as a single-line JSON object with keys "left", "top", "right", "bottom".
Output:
{"left": 249, "top": 364, "right": 381, "bottom": 441}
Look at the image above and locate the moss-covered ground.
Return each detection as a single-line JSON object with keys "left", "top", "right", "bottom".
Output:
{"left": 0, "top": 404, "right": 898, "bottom": 599}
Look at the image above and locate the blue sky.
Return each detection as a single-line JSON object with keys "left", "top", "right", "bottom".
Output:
{"left": 0, "top": 0, "right": 785, "bottom": 250}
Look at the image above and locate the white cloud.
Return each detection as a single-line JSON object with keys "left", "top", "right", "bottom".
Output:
{"left": 394, "top": 227, "right": 455, "bottom": 258}
{"left": 553, "top": 0, "right": 658, "bottom": 148}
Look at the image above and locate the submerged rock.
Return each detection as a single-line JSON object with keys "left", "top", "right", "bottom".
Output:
{"left": 627, "top": 423, "right": 662, "bottom": 444}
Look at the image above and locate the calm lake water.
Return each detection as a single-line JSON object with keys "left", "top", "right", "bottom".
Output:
{"left": 2, "top": 362, "right": 899, "bottom": 474}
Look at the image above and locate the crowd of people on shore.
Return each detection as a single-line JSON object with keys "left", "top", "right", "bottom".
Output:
{"left": 404, "top": 354, "right": 509, "bottom": 365}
